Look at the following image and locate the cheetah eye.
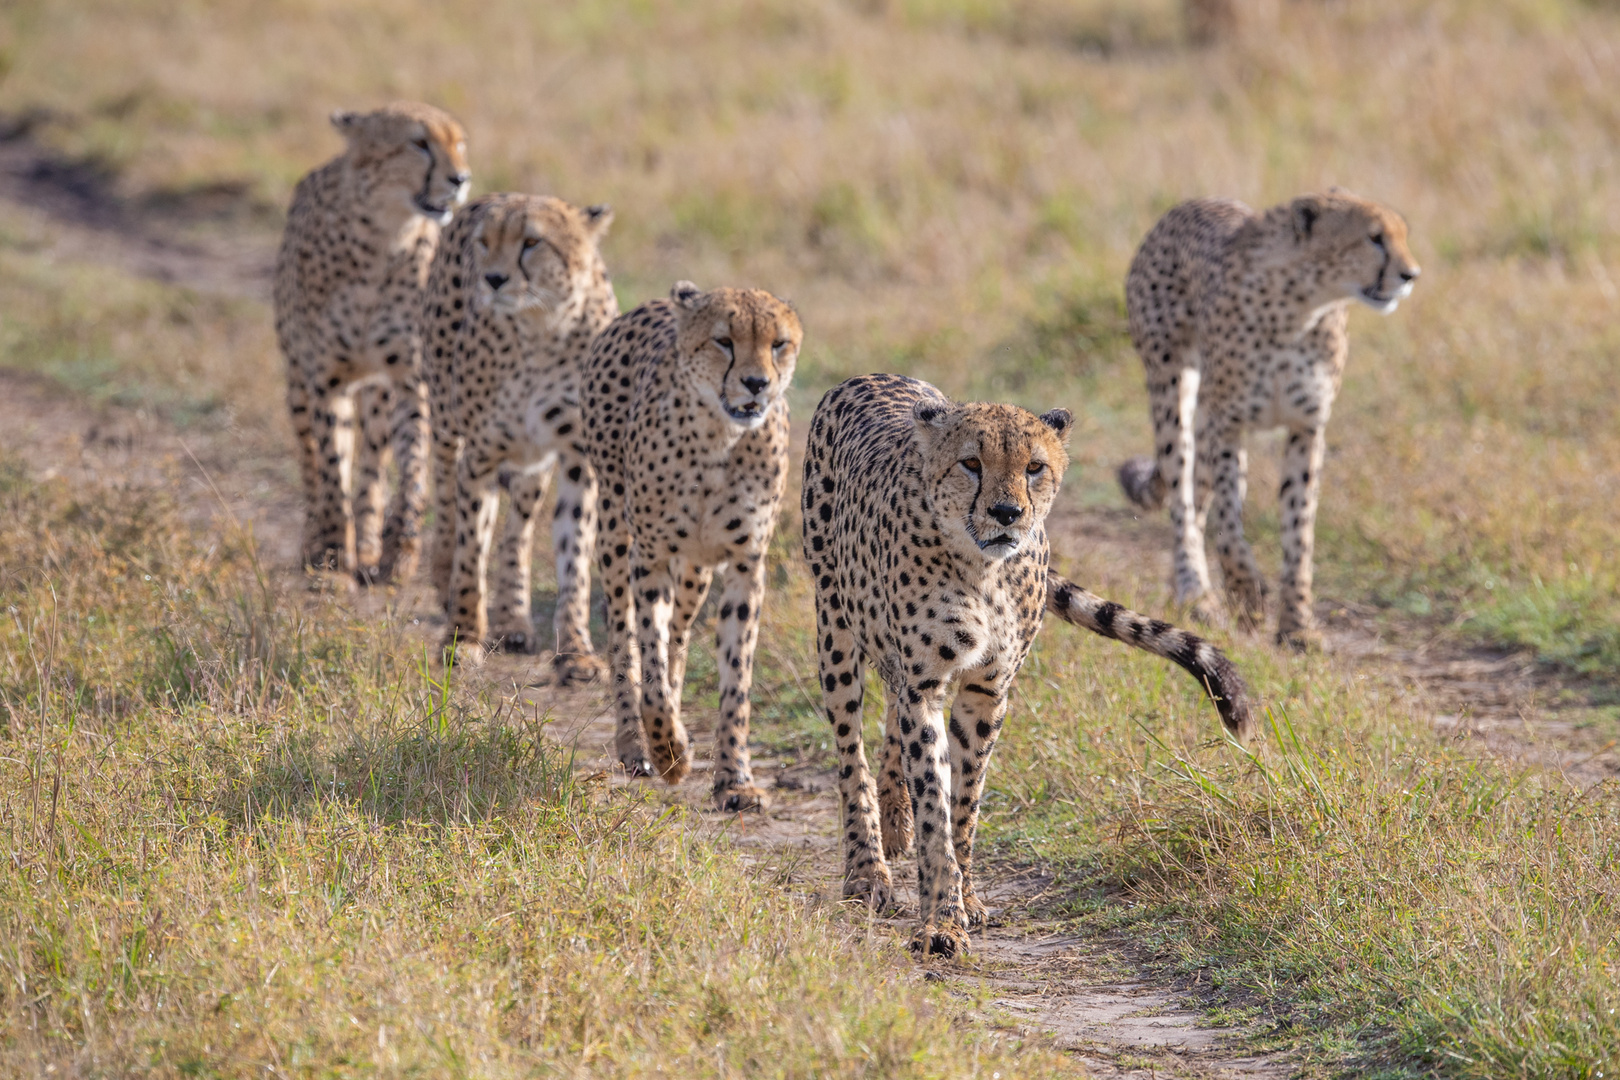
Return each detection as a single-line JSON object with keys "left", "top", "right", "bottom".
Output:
{"left": 412, "top": 137, "right": 432, "bottom": 154}
{"left": 1369, "top": 233, "right": 1386, "bottom": 249}
{"left": 1026, "top": 461, "right": 1045, "bottom": 475}
{"left": 521, "top": 237, "right": 540, "bottom": 251}
{"left": 714, "top": 336, "right": 734, "bottom": 356}
{"left": 772, "top": 339, "right": 790, "bottom": 352}
{"left": 960, "top": 458, "right": 981, "bottom": 475}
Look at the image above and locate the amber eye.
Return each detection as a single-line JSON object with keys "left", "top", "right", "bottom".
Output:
{"left": 772, "top": 339, "right": 789, "bottom": 351}
{"left": 1369, "top": 232, "right": 1386, "bottom": 249}
{"left": 412, "top": 137, "right": 431, "bottom": 153}
{"left": 521, "top": 237, "right": 539, "bottom": 251}
{"left": 714, "top": 336, "right": 734, "bottom": 354}
{"left": 960, "top": 458, "right": 981, "bottom": 474}
{"left": 1026, "top": 461, "right": 1045, "bottom": 475}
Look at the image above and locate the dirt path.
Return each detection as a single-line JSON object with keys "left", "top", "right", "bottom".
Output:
{"left": 2, "top": 136, "right": 1611, "bottom": 1076}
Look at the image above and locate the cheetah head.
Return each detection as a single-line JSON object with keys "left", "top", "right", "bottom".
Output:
{"left": 470, "top": 196, "right": 612, "bottom": 317}
{"left": 331, "top": 101, "right": 470, "bottom": 225}
{"left": 670, "top": 281, "right": 802, "bottom": 430}
{"left": 1287, "top": 188, "right": 1420, "bottom": 314}
{"left": 912, "top": 400, "right": 1073, "bottom": 562}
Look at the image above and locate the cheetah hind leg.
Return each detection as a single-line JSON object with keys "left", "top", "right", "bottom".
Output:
{"left": 713, "top": 782, "right": 770, "bottom": 813}
{"left": 878, "top": 725, "right": 914, "bottom": 858}
{"left": 552, "top": 651, "right": 608, "bottom": 686}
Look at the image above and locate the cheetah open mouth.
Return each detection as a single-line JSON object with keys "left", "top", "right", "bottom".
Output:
{"left": 977, "top": 533, "right": 1019, "bottom": 554}
{"left": 724, "top": 401, "right": 764, "bottom": 423}
{"left": 414, "top": 196, "right": 454, "bottom": 223}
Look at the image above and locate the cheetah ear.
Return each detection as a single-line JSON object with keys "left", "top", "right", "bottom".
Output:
{"left": 330, "top": 109, "right": 365, "bottom": 139}
{"left": 1291, "top": 195, "right": 1325, "bottom": 242}
{"left": 911, "top": 399, "right": 958, "bottom": 451}
{"left": 583, "top": 203, "right": 613, "bottom": 240}
{"left": 670, "top": 280, "right": 703, "bottom": 310}
{"left": 1038, "top": 408, "right": 1074, "bottom": 446}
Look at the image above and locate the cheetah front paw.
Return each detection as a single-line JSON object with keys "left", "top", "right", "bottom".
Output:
{"left": 619, "top": 753, "right": 656, "bottom": 779}
{"left": 842, "top": 868, "right": 897, "bottom": 914}
{"left": 1276, "top": 624, "right": 1323, "bottom": 653}
{"left": 649, "top": 729, "right": 692, "bottom": 785}
{"left": 489, "top": 628, "right": 538, "bottom": 655}
{"left": 441, "top": 631, "right": 487, "bottom": 668}
{"left": 713, "top": 782, "right": 770, "bottom": 813}
{"left": 552, "top": 651, "right": 608, "bottom": 687}
{"left": 909, "top": 921, "right": 970, "bottom": 959}
{"left": 962, "top": 889, "right": 989, "bottom": 930}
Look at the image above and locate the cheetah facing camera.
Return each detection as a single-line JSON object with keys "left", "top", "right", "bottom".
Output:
{"left": 582, "top": 282, "right": 802, "bottom": 812}
{"left": 421, "top": 193, "right": 618, "bottom": 678}
{"left": 1119, "top": 188, "right": 1420, "bottom": 650}
{"left": 804, "top": 374, "right": 1254, "bottom": 958}
{"left": 275, "top": 101, "right": 470, "bottom": 583}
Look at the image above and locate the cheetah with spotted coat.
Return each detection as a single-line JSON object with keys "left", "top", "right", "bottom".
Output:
{"left": 1118, "top": 189, "right": 1420, "bottom": 649}
{"left": 582, "top": 282, "right": 801, "bottom": 811}
{"left": 275, "top": 102, "right": 470, "bottom": 581}
{"left": 804, "top": 373, "right": 1254, "bottom": 957}
{"left": 421, "top": 193, "right": 617, "bottom": 677}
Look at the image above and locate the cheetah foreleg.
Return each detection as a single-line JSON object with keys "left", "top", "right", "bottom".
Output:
{"left": 899, "top": 689, "right": 970, "bottom": 958}
{"left": 351, "top": 381, "right": 393, "bottom": 581}
{"left": 710, "top": 560, "right": 769, "bottom": 812}
{"left": 598, "top": 516, "right": 653, "bottom": 777}
{"left": 1276, "top": 424, "right": 1327, "bottom": 651}
{"left": 878, "top": 694, "right": 914, "bottom": 859}
{"left": 548, "top": 450, "right": 607, "bottom": 686}
{"left": 634, "top": 563, "right": 691, "bottom": 784}
{"left": 441, "top": 459, "right": 501, "bottom": 663}
{"left": 487, "top": 460, "right": 553, "bottom": 654}
{"left": 378, "top": 372, "right": 431, "bottom": 583}
{"left": 947, "top": 668, "right": 1012, "bottom": 931}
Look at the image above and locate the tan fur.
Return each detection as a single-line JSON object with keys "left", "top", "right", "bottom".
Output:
{"left": 421, "top": 193, "right": 617, "bottom": 678}
{"left": 1120, "top": 188, "right": 1420, "bottom": 648}
{"left": 582, "top": 283, "right": 802, "bottom": 811}
{"left": 274, "top": 101, "right": 470, "bottom": 581}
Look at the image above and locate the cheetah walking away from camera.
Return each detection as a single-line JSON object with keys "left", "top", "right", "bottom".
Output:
{"left": 1118, "top": 189, "right": 1420, "bottom": 649}
{"left": 804, "top": 373, "right": 1254, "bottom": 957}
{"left": 274, "top": 102, "right": 470, "bottom": 581}
{"left": 421, "top": 193, "right": 617, "bottom": 678}
{"left": 582, "top": 283, "right": 802, "bottom": 811}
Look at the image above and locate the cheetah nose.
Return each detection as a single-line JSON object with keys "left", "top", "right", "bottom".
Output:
{"left": 484, "top": 272, "right": 509, "bottom": 290}
{"left": 1400, "top": 265, "right": 1420, "bottom": 283}
{"left": 987, "top": 502, "right": 1024, "bottom": 527}
{"left": 740, "top": 375, "right": 769, "bottom": 395}
{"left": 450, "top": 172, "right": 470, "bottom": 187}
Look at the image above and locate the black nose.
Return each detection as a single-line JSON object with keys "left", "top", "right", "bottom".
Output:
{"left": 449, "top": 172, "right": 470, "bottom": 187}
{"left": 1400, "top": 266, "right": 1420, "bottom": 282}
{"left": 987, "top": 502, "right": 1023, "bottom": 527}
{"left": 484, "top": 272, "right": 509, "bottom": 290}
{"left": 740, "top": 375, "right": 769, "bottom": 395}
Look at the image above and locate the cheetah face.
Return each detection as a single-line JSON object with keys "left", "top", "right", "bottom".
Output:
{"left": 912, "top": 400, "right": 1072, "bottom": 563}
{"left": 670, "top": 281, "right": 802, "bottom": 430}
{"left": 1290, "top": 190, "right": 1421, "bottom": 315}
{"left": 471, "top": 197, "right": 612, "bottom": 317}
{"left": 330, "top": 101, "right": 471, "bottom": 225}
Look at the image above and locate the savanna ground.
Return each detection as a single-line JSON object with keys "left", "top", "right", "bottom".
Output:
{"left": 1, "top": 0, "right": 1618, "bottom": 1076}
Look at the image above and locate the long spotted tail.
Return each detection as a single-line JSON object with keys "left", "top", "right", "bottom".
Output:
{"left": 1045, "top": 572, "right": 1256, "bottom": 742}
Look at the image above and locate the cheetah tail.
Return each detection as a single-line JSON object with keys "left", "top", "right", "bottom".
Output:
{"left": 1117, "top": 455, "right": 1167, "bottom": 512}
{"left": 1044, "top": 572, "right": 1256, "bottom": 743}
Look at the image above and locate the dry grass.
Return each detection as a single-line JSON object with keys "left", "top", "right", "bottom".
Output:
{"left": 2, "top": 0, "right": 1620, "bottom": 1075}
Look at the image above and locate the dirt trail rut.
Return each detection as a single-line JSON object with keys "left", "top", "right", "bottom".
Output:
{"left": 2, "top": 139, "right": 1612, "bottom": 1076}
